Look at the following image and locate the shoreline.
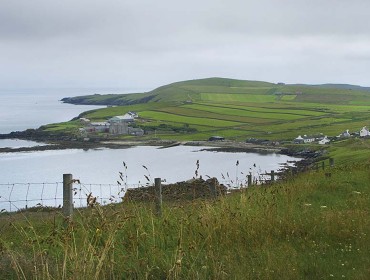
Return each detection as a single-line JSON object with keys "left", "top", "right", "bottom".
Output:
{"left": 0, "top": 133, "right": 321, "bottom": 174}
{"left": 0, "top": 128, "right": 284, "bottom": 153}
{"left": 0, "top": 128, "right": 323, "bottom": 174}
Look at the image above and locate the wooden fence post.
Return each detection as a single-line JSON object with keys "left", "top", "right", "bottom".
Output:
{"left": 322, "top": 161, "right": 325, "bottom": 170}
{"left": 247, "top": 174, "right": 252, "bottom": 187}
{"left": 329, "top": 158, "right": 335, "bottom": 167}
{"left": 270, "top": 170, "right": 275, "bottom": 182}
{"left": 155, "top": 178, "right": 162, "bottom": 217}
{"left": 63, "top": 174, "right": 73, "bottom": 217}
{"left": 209, "top": 178, "right": 217, "bottom": 198}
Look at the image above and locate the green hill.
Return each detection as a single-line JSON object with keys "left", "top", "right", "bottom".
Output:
{"left": 53, "top": 77, "right": 370, "bottom": 142}
{"left": 61, "top": 77, "right": 370, "bottom": 106}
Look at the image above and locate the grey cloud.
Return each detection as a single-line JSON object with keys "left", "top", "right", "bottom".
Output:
{"left": 1, "top": 0, "right": 370, "bottom": 88}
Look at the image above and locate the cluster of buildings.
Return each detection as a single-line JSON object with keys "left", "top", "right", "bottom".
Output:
{"left": 293, "top": 126, "right": 370, "bottom": 145}
{"left": 79, "top": 112, "right": 144, "bottom": 137}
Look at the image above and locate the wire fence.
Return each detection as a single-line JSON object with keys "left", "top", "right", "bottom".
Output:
{"left": 0, "top": 172, "right": 277, "bottom": 214}
{"left": 0, "top": 182, "right": 130, "bottom": 213}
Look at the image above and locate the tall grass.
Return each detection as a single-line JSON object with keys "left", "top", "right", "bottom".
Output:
{"left": 1, "top": 163, "right": 370, "bottom": 279}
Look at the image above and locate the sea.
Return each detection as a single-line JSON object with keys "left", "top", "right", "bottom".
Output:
{"left": 0, "top": 88, "right": 299, "bottom": 211}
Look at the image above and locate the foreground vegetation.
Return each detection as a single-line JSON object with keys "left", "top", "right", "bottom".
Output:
{"left": 1, "top": 148, "right": 369, "bottom": 279}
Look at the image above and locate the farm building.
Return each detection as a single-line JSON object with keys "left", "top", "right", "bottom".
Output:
{"left": 88, "top": 122, "right": 110, "bottom": 133}
{"left": 338, "top": 129, "right": 351, "bottom": 138}
{"left": 127, "top": 111, "right": 139, "bottom": 118}
{"left": 108, "top": 113, "right": 136, "bottom": 123}
{"left": 128, "top": 127, "right": 144, "bottom": 136}
{"left": 293, "top": 135, "right": 315, "bottom": 144}
{"left": 109, "top": 122, "right": 128, "bottom": 135}
{"left": 318, "top": 136, "right": 330, "bottom": 145}
{"left": 360, "top": 126, "right": 370, "bottom": 137}
{"left": 79, "top": 118, "right": 90, "bottom": 124}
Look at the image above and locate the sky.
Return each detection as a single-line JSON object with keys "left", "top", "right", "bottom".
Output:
{"left": 1, "top": 0, "right": 370, "bottom": 90}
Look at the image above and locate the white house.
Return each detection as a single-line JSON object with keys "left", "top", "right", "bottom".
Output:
{"left": 338, "top": 129, "right": 350, "bottom": 138}
{"left": 293, "top": 135, "right": 315, "bottom": 144}
{"left": 360, "top": 126, "right": 370, "bottom": 137}
{"left": 127, "top": 111, "right": 139, "bottom": 118}
{"left": 108, "top": 113, "right": 135, "bottom": 123}
{"left": 79, "top": 118, "right": 90, "bottom": 124}
{"left": 318, "top": 136, "right": 330, "bottom": 145}
{"left": 303, "top": 135, "right": 315, "bottom": 143}
{"left": 293, "top": 135, "right": 304, "bottom": 144}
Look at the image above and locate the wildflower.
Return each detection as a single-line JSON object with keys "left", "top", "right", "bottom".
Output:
{"left": 352, "top": 191, "right": 361, "bottom": 194}
{"left": 320, "top": 205, "right": 327, "bottom": 208}
{"left": 304, "top": 203, "right": 312, "bottom": 206}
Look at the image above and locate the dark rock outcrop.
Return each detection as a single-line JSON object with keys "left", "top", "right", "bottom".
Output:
{"left": 124, "top": 178, "right": 227, "bottom": 202}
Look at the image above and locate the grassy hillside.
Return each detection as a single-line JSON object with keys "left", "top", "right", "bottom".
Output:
{"left": 61, "top": 78, "right": 277, "bottom": 106}
{"left": 52, "top": 78, "right": 370, "bottom": 142}
{"left": 62, "top": 77, "right": 370, "bottom": 106}
{"left": 1, "top": 157, "right": 369, "bottom": 279}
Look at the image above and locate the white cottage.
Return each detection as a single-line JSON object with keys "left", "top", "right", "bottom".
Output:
{"left": 338, "top": 129, "right": 350, "bottom": 138}
{"left": 293, "top": 135, "right": 315, "bottom": 144}
{"left": 293, "top": 135, "right": 304, "bottom": 144}
{"left": 318, "top": 136, "right": 330, "bottom": 145}
{"left": 109, "top": 113, "right": 135, "bottom": 123}
{"left": 360, "top": 126, "right": 370, "bottom": 137}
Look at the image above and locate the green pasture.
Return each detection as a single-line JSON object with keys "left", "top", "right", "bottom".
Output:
{"left": 327, "top": 138, "right": 370, "bottom": 164}
{"left": 157, "top": 106, "right": 273, "bottom": 124}
{"left": 81, "top": 103, "right": 167, "bottom": 121}
{"left": 200, "top": 93, "right": 276, "bottom": 103}
{"left": 139, "top": 111, "right": 242, "bottom": 128}
{"left": 42, "top": 121, "right": 81, "bottom": 132}
{"left": 183, "top": 85, "right": 274, "bottom": 95}
{"left": 280, "top": 84, "right": 370, "bottom": 97}
{"left": 195, "top": 102, "right": 327, "bottom": 116}
{"left": 186, "top": 103, "right": 325, "bottom": 119}
{"left": 280, "top": 95, "right": 297, "bottom": 101}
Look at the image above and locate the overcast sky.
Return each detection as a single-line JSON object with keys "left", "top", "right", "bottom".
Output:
{"left": 1, "top": 0, "right": 370, "bottom": 90}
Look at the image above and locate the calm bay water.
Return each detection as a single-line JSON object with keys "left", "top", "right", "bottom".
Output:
{"left": 0, "top": 145, "right": 297, "bottom": 211}
{"left": 0, "top": 88, "right": 300, "bottom": 211}
{"left": 0, "top": 88, "right": 138, "bottom": 134}
{"left": 0, "top": 145, "right": 293, "bottom": 184}
{"left": 0, "top": 139, "right": 47, "bottom": 149}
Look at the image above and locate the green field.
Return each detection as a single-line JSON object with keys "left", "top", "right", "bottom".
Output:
{"left": 50, "top": 77, "right": 370, "bottom": 141}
